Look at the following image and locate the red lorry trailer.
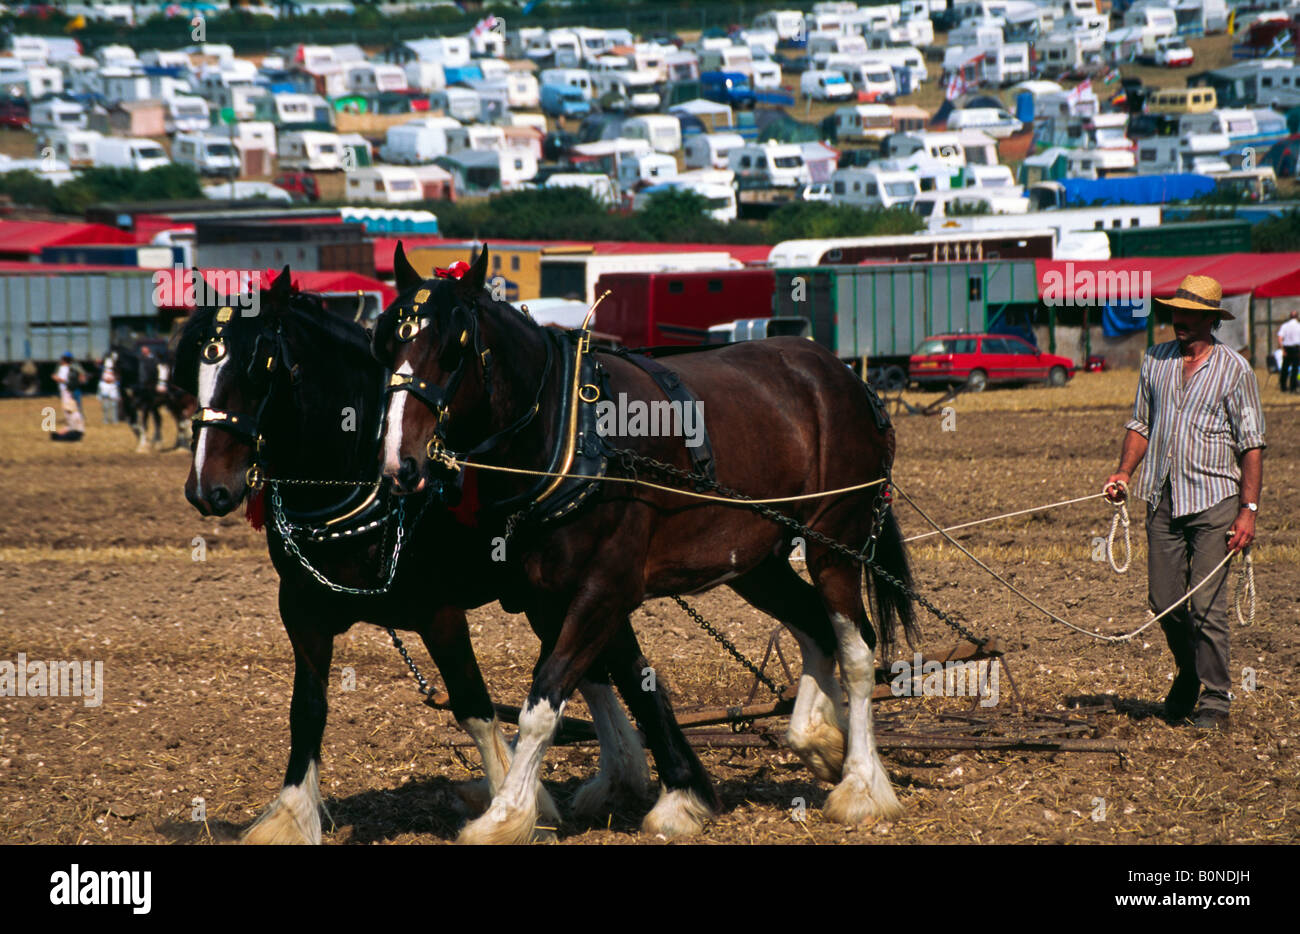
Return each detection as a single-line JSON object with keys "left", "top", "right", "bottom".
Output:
{"left": 594, "top": 268, "right": 776, "bottom": 348}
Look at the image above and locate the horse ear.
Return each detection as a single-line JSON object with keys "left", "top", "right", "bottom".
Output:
{"left": 458, "top": 243, "right": 489, "bottom": 297}
{"left": 393, "top": 241, "right": 423, "bottom": 294}
{"left": 266, "top": 264, "right": 293, "bottom": 311}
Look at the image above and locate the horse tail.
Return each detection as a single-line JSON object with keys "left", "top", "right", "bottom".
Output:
{"left": 866, "top": 506, "right": 919, "bottom": 659}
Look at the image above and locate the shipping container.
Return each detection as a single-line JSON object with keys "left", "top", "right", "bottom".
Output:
{"left": 594, "top": 269, "right": 776, "bottom": 347}
{"left": 771, "top": 261, "right": 1039, "bottom": 370}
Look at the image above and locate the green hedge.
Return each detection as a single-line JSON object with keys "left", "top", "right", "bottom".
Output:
{"left": 0, "top": 165, "right": 203, "bottom": 215}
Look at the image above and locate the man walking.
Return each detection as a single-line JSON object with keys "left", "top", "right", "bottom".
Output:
{"left": 1104, "top": 275, "right": 1265, "bottom": 731}
{"left": 1278, "top": 309, "right": 1300, "bottom": 393}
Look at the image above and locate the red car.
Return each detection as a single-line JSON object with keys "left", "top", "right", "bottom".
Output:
{"left": 909, "top": 332, "right": 1075, "bottom": 391}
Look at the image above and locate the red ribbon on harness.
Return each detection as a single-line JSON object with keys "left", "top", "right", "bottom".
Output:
{"left": 246, "top": 487, "right": 266, "bottom": 531}
{"left": 448, "top": 465, "right": 480, "bottom": 527}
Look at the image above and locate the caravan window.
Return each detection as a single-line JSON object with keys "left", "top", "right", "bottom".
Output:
{"left": 866, "top": 183, "right": 879, "bottom": 196}
{"left": 391, "top": 179, "right": 417, "bottom": 192}
{"left": 1140, "top": 147, "right": 1156, "bottom": 162}
{"left": 318, "top": 144, "right": 337, "bottom": 154}
{"left": 833, "top": 180, "right": 846, "bottom": 194}
{"left": 773, "top": 155, "right": 802, "bottom": 168}
{"left": 886, "top": 182, "right": 915, "bottom": 198}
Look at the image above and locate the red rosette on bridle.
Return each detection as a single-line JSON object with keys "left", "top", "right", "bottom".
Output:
{"left": 434, "top": 261, "right": 469, "bottom": 280}
{"left": 246, "top": 487, "right": 266, "bottom": 531}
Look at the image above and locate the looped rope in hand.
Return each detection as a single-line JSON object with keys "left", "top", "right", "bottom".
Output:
{"left": 1235, "top": 547, "right": 1256, "bottom": 626}
{"left": 1103, "top": 479, "right": 1131, "bottom": 574}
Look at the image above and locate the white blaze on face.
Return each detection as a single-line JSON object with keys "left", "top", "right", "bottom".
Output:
{"left": 383, "top": 359, "right": 414, "bottom": 476}
{"left": 194, "top": 352, "right": 228, "bottom": 484}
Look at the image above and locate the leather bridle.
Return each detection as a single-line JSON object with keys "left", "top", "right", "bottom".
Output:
{"left": 190, "top": 304, "right": 297, "bottom": 489}
{"left": 385, "top": 284, "right": 554, "bottom": 471}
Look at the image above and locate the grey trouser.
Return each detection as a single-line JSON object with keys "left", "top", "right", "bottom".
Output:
{"left": 1146, "top": 483, "right": 1238, "bottom": 713}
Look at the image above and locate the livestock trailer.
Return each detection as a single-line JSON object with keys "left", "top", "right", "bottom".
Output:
{"left": 593, "top": 269, "right": 776, "bottom": 347}
{"left": 772, "top": 260, "right": 1040, "bottom": 384}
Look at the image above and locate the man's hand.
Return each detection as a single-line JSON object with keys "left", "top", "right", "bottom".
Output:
{"left": 1104, "top": 472, "right": 1130, "bottom": 503}
{"left": 1227, "top": 509, "right": 1256, "bottom": 553}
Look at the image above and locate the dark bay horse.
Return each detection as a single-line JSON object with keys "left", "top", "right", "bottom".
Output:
{"left": 375, "top": 243, "right": 918, "bottom": 843}
{"left": 115, "top": 343, "right": 196, "bottom": 452}
{"left": 173, "top": 268, "right": 647, "bottom": 844}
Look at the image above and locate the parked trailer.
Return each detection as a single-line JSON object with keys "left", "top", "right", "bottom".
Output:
{"left": 767, "top": 231, "right": 1056, "bottom": 267}
{"left": 594, "top": 269, "right": 776, "bottom": 347}
{"left": 1104, "top": 219, "right": 1252, "bottom": 257}
{"left": 772, "top": 260, "right": 1040, "bottom": 384}
{"left": 0, "top": 268, "right": 162, "bottom": 389}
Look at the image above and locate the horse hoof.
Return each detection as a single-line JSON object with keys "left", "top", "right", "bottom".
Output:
{"left": 823, "top": 772, "right": 902, "bottom": 825}
{"left": 456, "top": 801, "right": 542, "bottom": 845}
{"left": 640, "top": 787, "right": 713, "bottom": 840}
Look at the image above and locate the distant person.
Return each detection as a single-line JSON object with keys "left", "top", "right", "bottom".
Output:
{"left": 97, "top": 351, "right": 120, "bottom": 424}
{"left": 52, "top": 351, "right": 86, "bottom": 441}
{"left": 1278, "top": 310, "right": 1300, "bottom": 393}
{"left": 1103, "top": 275, "right": 1265, "bottom": 732}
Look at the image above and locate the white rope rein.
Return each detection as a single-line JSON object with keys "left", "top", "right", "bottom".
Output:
{"left": 894, "top": 481, "right": 1257, "bottom": 644}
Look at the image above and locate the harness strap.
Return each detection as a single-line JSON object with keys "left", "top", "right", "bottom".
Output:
{"left": 609, "top": 349, "right": 716, "bottom": 482}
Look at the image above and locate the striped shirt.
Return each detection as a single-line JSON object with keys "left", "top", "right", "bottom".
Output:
{"left": 1125, "top": 339, "right": 1266, "bottom": 518}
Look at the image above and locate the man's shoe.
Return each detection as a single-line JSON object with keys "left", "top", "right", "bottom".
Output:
{"left": 1164, "top": 671, "right": 1200, "bottom": 722}
{"left": 1192, "top": 709, "right": 1230, "bottom": 732}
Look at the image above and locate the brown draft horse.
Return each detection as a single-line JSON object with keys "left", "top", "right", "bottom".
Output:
{"left": 375, "top": 244, "right": 918, "bottom": 843}
{"left": 174, "top": 270, "right": 647, "bottom": 843}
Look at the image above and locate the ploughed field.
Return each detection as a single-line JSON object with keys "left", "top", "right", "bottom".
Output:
{"left": 1, "top": 370, "right": 1296, "bottom": 844}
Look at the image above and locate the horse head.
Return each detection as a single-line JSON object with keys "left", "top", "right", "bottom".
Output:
{"left": 173, "top": 266, "right": 297, "bottom": 516}
{"left": 373, "top": 242, "right": 495, "bottom": 495}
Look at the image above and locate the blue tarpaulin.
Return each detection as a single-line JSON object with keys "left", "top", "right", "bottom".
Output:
{"left": 1102, "top": 302, "right": 1149, "bottom": 337}
{"left": 1061, "top": 174, "right": 1216, "bottom": 206}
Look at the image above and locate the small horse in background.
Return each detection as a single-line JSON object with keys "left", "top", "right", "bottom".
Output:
{"left": 376, "top": 243, "right": 918, "bottom": 844}
{"left": 115, "top": 342, "right": 195, "bottom": 452}
{"left": 172, "top": 268, "right": 646, "bottom": 844}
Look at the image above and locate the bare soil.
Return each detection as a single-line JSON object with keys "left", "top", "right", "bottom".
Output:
{"left": 1, "top": 370, "right": 1297, "bottom": 844}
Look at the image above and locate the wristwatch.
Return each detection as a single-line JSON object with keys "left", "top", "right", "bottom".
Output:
{"left": 1242, "top": 502, "right": 1258, "bottom": 513}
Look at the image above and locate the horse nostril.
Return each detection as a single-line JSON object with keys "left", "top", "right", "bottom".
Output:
{"left": 397, "top": 457, "right": 420, "bottom": 490}
{"left": 209, "top": 486, "right": 232, "bottom": 512}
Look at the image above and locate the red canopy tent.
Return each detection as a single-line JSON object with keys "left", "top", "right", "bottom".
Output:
{"left": 1035, "top": 254, "right": 1300, "bottom": 299}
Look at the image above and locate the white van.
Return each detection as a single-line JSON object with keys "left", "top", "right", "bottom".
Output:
{"left": 622, "top": 115, "right": 682, "bottom": 154}
{"left": 172, "top": 132, "right": 240, "bottom": 175}
{"left": 539, "top": 67, "right": 595, "bottom": 99}
{"left": 618, "top": 151, "right": 679, "bottom": 189}
{"left": 753, "top": 10, "right": 805, "bottom": 40}
{"left": 983, "top": 43, "right": 1030, "bottom": 86}
{"left": 827, "top": 59, "right": 898, "bottom": 100}
{"left": 345, "top": 166, "right": 426, "bottom": 205}
{"left": 834, "top": 104, "right": 895, "bottom": 141}
{"left": 279, "top": 130, "right": 343, "bottom": 171}
{"left": 446, "top": 123, "right": 506, "bottom": 154}
{"left": 592, "top": 70, "right": 661, "bottom": 111}
{"left": 429, "top": 87, "right": 480, "bottom": 122}
{"left": 453, "top": 148, "right": 539, "bottom": 189}
{"left": 47, "top": 129, "right": 103, "bottom": 168}
{"left": 869, "top": 48, "right": 928, "bottom": 87}
{"left": 30, "top": 98, "right": 86, "bottom": 132}
{"left": 884, "top": 131, "right": 967, "bottom": 168}
{"left": 683, "top": 132, "right": 746, "bottom": 169}
{"left": 912, "top": 189, "right": 1030, "bottom": 220}
{"left": 801, "top": 69, "right": 855, "bottom": 101}
{"left": 946, "top": 107, "right": 1023, "bottom": 138}
{"left": 830, "top": 167, "right": 921, "bottom": 208}
{"left": 729, "top": 142, "right": 812, "bottom": 188}
{"left": 700, "top": 45, "right": 755, "bottom": 77}
{"left": 93, "top": 137, "right": 170, "bottom": 172}
{"left": 379, "top": 117, "right": 461, "bottom": 164}
{"left": 165, "top": 95, "right": 211, "bottom": 134}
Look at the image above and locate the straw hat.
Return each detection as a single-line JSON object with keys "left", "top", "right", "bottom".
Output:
{"left": 1157, "top": 274, "right": 1235, "bottom": 320}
